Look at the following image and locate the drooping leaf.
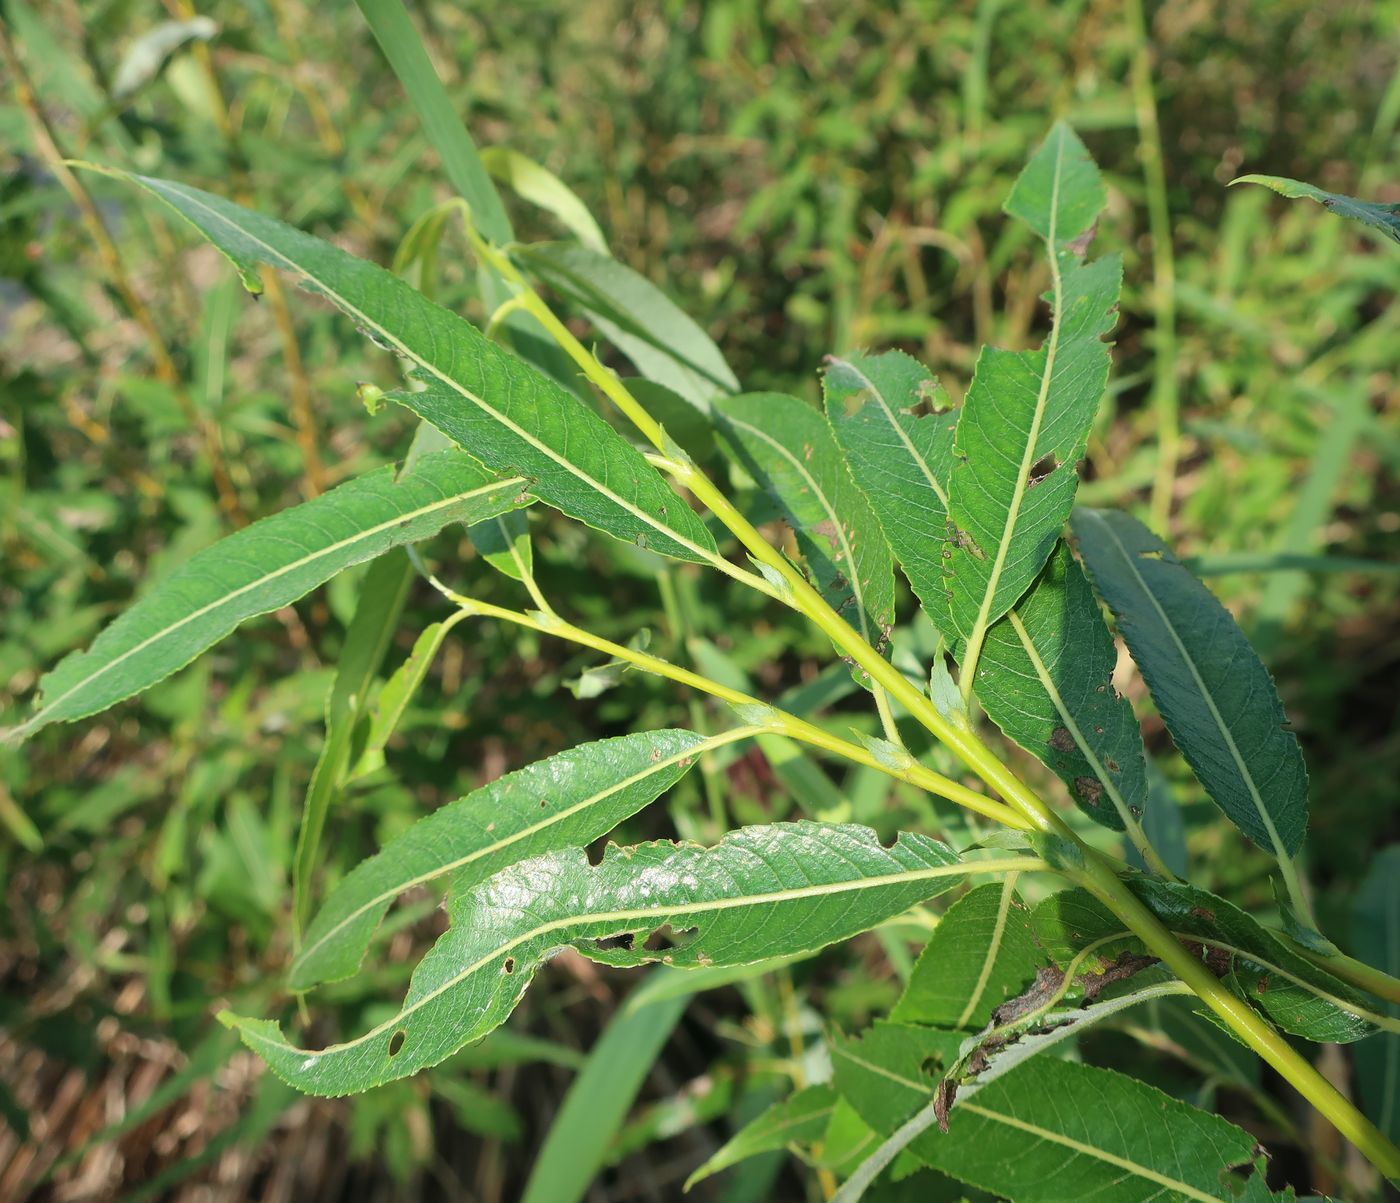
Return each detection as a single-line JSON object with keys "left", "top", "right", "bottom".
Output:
{"left": 686, "top": 1085, "right": 839, "bottom": 1189}
{"left": 9, "top": 451, "right": 521, "bottom": 740}
{"left": 231, "top": 824, "right": 1020, "bottom": 1094}
{"left": 1033, "top": 879, "right": 1379, "bottom": 1043}
{"left": 1071, "top": 507, "right": 1309, "bottom": 860}
{"left": 975, "top": 544, "right": 1147, "bottom": 832}
{"left": 111, "top": 172, "right": 722, "bottom": 567}
{"left": 715, "top": 393, "right": 896, "bottom": 669}
{"left": 892, "top": 879, "right": 1041, "bottom": 1030}
{"left": 516, "top": 242, "right": 739, "bottom": 407}
{"left": 910, "top": 1057, "right": 1277, "bottom": 1201}
{"left": 944, "top": 123, "right": 1122, "bottom": 674}
{"left": 1230, "top": 174, "right": 1400, "bottom": 243}
{"left": 470, "top": 508, "right": 534, "bottom": 583}
{"left": 291, "top": 728, "right": 728, "bottom": 990}
{"left": 481, "top": 147, "right": 609, "bottom": 253}
{"left": 1352, "top": 846, "right": 1400, "bottom": 1141}
{"left": 822, "top": 350, "right": 958, "bottom": 636}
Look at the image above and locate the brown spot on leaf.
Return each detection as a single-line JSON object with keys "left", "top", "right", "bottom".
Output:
{"left": 1074, "top": 776, "right": 1104, "bottom": 807}
{"left": 1049, "top": 727, "right": 1076, "bottom": 754}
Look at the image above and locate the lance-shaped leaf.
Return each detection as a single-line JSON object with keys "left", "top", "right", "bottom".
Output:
{"left": 293, "top": 728, "right": 728, "bottom": 990}
{"left": 1231, "top": 174, "right": 1400, "bottom": 243}
{"left": 113, "top": 172, "right": 720, "bottom": 566}
{"left": 1352, "top": 846, "right": 1400, "bottom": 1142}
{"left": 1071, "top": 507, "right": 1309, "bottom": 859}
{"left": 1033, "top": 878, "right": 1379, "bottom": 1043}
{"left": 892, "top": 879, "right": 1041, "bottom": 1030}
{"left": 910, "top": 1057, "right": 1278, "bottom": 1201}
{"left": 975, "top": 544, "right": 1148, "bottom": 831}
{"left": 516, "top": 242, "right": 739, "bottom": 407}
{"left": 8, "top": 451, "right": 521, "bottom": 741}
{"left": 715, "top": 394, "right": 896, "bottom": 667}
{"left": 823, "top": 350, "right": 959, "bottom": 637}
{"left": 831, "top": 1022, "right": 961, "bottom": 1138}
{"left": 686, "top": 1085, "right": 839, "bottom": 1189}
{"left": 944, "top": 123, "right": 1122, "bottom": 675}
{"left": 229, "top": 823, "right": 1018, "bottom": 1095}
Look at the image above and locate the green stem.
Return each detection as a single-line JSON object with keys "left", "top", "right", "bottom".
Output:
{"left": 1295, "top": 945, "right": 1400, "bottom": 1008}
{"left": 462, "top": 213, "right": 1400, "bottom": 1180}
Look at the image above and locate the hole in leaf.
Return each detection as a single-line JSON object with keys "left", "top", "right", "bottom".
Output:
{"left": 387, "top": 1030, "right": 406, "bottom": 1058}
{"left": 642, "top": 924, "right": 698, "bottom": 953}
{"left": 502, "top": 957, "right": 516, "bottom": 975}
{"left": 1027, "top": 452, "right": 1059, "bottom": 487}
{"left": 595, "top": 931, "right": 637, "bottom": 952}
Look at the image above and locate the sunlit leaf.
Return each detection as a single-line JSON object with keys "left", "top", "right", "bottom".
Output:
{"left": 1231, "top": 174, "right": 1400, "bottom": 243}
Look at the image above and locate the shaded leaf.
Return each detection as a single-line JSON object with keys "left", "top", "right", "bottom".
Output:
{"left": 10, "top": 451, "right": 520, "bottom": 740}
{"left": 831, "top": 1022, "right": 960, "bottom": 1138}
{"left": 911, "top": 1058, "right": 1276, "bottom": 1202}
{"left": 976, "top": 544, "right": 1147, "bottom": 831}
{"left": 944, "top": 123, "right": 1121, "bottom": 675}
{"left": 1231, "top": 174, "right": 1400, "bottom": 243}
{"left": 892, "top": 879, "right": 1041, "bottom": 1029}
{"left": 1071, "top": 507, "right": 1309, "bottom": 859}
{"left": 822, "top": 350, "right": 958, "bottom": 635}
{"left": 470, "top": 508, "right": 534, "bottom": 583}
{"left": 1351, "top": 845, "right": 1400, "bottom": 1141}
{"left": 516, "top": 242, "right": 738, "bottom": 406}
{"left": 686, "top": 1085, "right": 838, "bottom": 1189}
{"left": 232, "top": 823, "right": 1014, "bottom": 1094}
{"left": 115, "top": 172, "right": 720, "bottom": 566}
{"left": 1033, "top": 879, "right": 1378, "bottom": 1043}
{"left": 291, "top": 728, "right": 724, "bottom": 990}
{"left": 715, "top": 393, "right": 896, "bottom": 669}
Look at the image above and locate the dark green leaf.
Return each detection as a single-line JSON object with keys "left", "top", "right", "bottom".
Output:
{"left": 1352, "top": 846, "right": 1400, "bottom": 1141}
{"left": 1231, "top": 174, "right": 1400, "bottom": 243}
{"left": 823, "top": 350, "right": 958, "bottom": 636}
{"left": 944, "top": 124, "right": 1122, "bottom": 675}
{"left": 1071, "top": 507, "right": 1309, "bottom": 860}
{"left": 291, "top": 728, "right": 725, "bottom": 990}
{"left": 231, "top": 823, "right": 1009, "bottom": 1094}
{"left": 10, "top": 451, "right": 520, "bottom": 740}
{"left": 976, "top": 544, "right": 1147, "bottom": 832}
{"left": 114, "top": 172, "right": 721, "bottom": 567}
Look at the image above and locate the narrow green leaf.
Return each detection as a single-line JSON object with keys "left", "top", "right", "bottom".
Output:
{"left": 892, "top": 879, "right": 1040, "bottom": 1029}
{"left": 291, "top": 728, "right": 725, "bottom": 990}
{"left": 1071, "top": 507, "right": 1309, "bottom": 859}
{"left": 352, "top": 0, "right": 513, "bottom": 244}
{"left": 686, "top": 1085, "right": 839, "bottom": 1190}
{"left": 715, "top": 393, "right": 896, "bottom": 668}
{"left": 823, "top": 350, "right": 959, "bottom": 636}
{"left": 1352, "top": 846, "right": 1400, "bottom": 1141}
{"left": 912, "top": 1058, "right": 1276, "bottom": 1202}
{"left": 1230, "top": 174, "right": 1400, "bottom": 243}
{"left": 1034, "top": 879, "right": 1379, "bottom": 1043}
{"left": 294, "top": 551, "right": 415, "bottom": 933}
{"left": 8, "top": 451, "right": 520, "bottom": 740}
{"left": 831, "top": 1022, "right": 961, "bottom": 1138}
{"left": 481, "top": 147, "right": 608, "bottom": 253}
{"left": 515, "top": 242, "right": 739, "bottom": 407}
{"left": 976, "top": 544, "right": 1147, "bottom": 832}
{"left": 945, "top": 123, "right": 1121, "bottom": 676}
{"left": 232, "top": 824, "right": 1015, "bottom": 1094}
{"left": 114, "top": 172, "right": 721, "bottom": 566}
{"left": 523, "top": 977, "right": 689, "bottom": 1203}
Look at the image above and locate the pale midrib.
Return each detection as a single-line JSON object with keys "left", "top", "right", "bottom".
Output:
{"left": 27, "top": 476, "right": 519, "bottom": 728}
{"left": 1090, "top": 514, "right": 1292, "bottom": 866}
{"left": 832, "top": 1047, "right": 929, "bottom": 1094}
{"left": 957, "top": 872, "right": 1020, "bottom": 1028}
{"left": 167, "top": 187, "right": 721, "bottom": 568}
{"left": 829, "top": 356, "right": 949, "bottom": 510}
{"left": 959, "top": 138, "right": 1067, "bottom": 685}
{"left": 294, "top": 729, "right": 751, "bottom": 975}
{"left": 1006, "top": 609, "right": 1140, "bottom": 834}
{"left": 724, "top": 414, "right": 877, "bottom": 648}
{"left": 956, "top": 1099, "right": 1224, "bottom": 1203}
{"left": 267, "top": 856, "right": 1031, "bottom": 1063}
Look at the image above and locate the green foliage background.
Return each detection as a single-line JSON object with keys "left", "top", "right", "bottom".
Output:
{"left": 1, "top": 0, "right": 1397, "bottom": 1198}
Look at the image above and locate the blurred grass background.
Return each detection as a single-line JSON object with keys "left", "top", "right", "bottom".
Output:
{"left": 1, "top": 1, "right": 1398, "bottom": 1199}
